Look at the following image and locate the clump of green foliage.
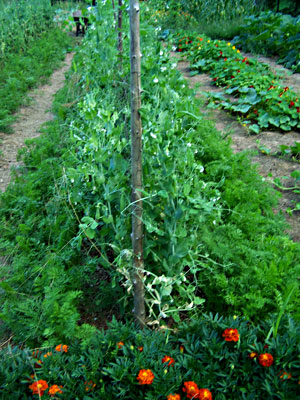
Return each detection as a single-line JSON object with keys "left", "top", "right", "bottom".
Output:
{"left": 172, "top": 32, "right": 300, "bottom": 133}
{"left": 0, "top": 1, "right": 299, "bottom": 348}
{"left": 0, "top": 0, "right": 54, "bottom": 59}
{"left": 0, "top": 314, "right": 299, "bottom": 399}
{"left": 145, "top": 0, "right": 257, "bottom": 39}
{"left": 232, "top": 12, "right": 300, "bottom": 72}
{"left": 0, "top": 27, "right": 73, "bottom": 132}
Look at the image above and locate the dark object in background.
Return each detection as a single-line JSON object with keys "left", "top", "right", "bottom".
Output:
{"left": 73, "top": 10, "right": 89, "bottom": 36}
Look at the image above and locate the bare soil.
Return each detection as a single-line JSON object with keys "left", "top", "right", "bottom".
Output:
{"left": 172, "top": 52, "right": 300, "bottom": 242}
{"left": 0, "top": 52, "right": 74, "bottom": 193}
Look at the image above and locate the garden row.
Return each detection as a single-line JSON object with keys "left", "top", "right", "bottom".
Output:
{"left": 0, "top": 0, "right": 54, "bottom": 60}
{"left": 1, "top": 315, "right": 299, "bottom": 398}
{"left": 172, "top": 32, "right": 300, "bottom": 134}
{"left": 1, "top": 1, "right": 299, "bottom": 343}
{"left": 232, "top": 12, "right": 300, "bottom": 73}
{"left": 0, "top": 0, "right": 73, "bottom": 132}
{"left": 0, "top": 1, "right": 300, "bottom": 397}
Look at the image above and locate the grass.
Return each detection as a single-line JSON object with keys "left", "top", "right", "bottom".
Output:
{"left": 0, "top": 27, "right": 73, "bottom": 133}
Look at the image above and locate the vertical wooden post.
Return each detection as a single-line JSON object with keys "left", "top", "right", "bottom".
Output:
{"left": 118, "top": 0, "right": 123, "bottom": 57}
{"left": 129, "top": 0, "right": 145, "bottom": 328}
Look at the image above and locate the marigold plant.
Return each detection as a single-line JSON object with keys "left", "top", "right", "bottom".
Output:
{"left": 198, "top": 388, "right": 213, "bottom": 400}
{"left": 167, "top": 394, "right": 181, "bottom": 400}
{"left": 55, "top": 344, "right": 68, "bottom": 353}
{"left": 222, "top": 328, "right": 239, "bottom": 342}
{"left": 258, "top": 353, "right": 274, "bottom": 367}
{"left": 29, "top": 380, "right": 48, "bottom": 396}
{"left": 49, "top": 384, "right": 63, "bottom": 396}
{"left": 182, "top": 381, "right": 200, "bottom": 399}
{"left": 162, "top": 355, "right": 175, "bottom": 366}
{"left": 137, "top": 369, "right": 155, "bottom": 385}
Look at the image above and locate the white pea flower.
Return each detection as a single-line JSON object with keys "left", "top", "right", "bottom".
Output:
{"left": 153, "top": 78, "right": 159, "bottom": 83}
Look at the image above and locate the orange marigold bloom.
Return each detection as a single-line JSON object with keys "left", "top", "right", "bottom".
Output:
{"left": 162, "top": 355, "right": 175, "bottom": 366}
{"left": 249, "top": 352, "right": 258, "bottom": 359}
{"left": 182, "top": 381, "right": 200, "bottom": 399}
{"left": 279, "top": 371, "right": 292, "bottom": 380}
{"left": 55, "top": 344, "right": 68, "bottom": 353}
{"left": 258, "top": 353, "right": 274, "bottom": 367}
{"left": 198, "top": 388, "right": 213, "bottom": 400}
{"left": 84, "top": 381, "right": 96, "bottom": 392}
{"left": 49, "top": 385, "right": 63, "bottom": 396}
{"left": 29, "top": 380, "right": 48, "bottom": 396}
{"left": 137, "top": 369, "right": 155, "bottom": 385}
{"left": 44, "top": 352, "right": 52, "bottom": 358}
{"left": 117, "top": 341, "right": 124, "bottom": 349}
{"left": 138, "top": 346, "right": 143, "bottom": 352}
{"left": 222, "top": 328, "right": 239, "bottom": 342}
{"left": 167, "top": 394, "right": 181, "bottom": 400}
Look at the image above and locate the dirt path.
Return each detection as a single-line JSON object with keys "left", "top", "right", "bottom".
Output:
{"left": 0, "top": 52, "right": 74, "bottom": 193}
{"left": 172, "top": 52, "right": 300, "bottom": 242}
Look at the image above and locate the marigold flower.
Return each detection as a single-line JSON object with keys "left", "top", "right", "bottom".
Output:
{"left": 162, "top": 355, "right": 175, "bottom": 366}
{"left": 138, "top": 346, "right": 143, "bottom": 352}
{"left": 167, "top": 394, "right": 181, "bottom": 400}
{"left": 222, "top": 328, "right": 239, "bottom": 342}
{"left": 117, "top": 341, "right": 124, "bottom": 349}
{"left": 258, "top": 353, "right": 274, "bottom": 367}
{"left": 198, "top": 388, "right": 213, "bottom": 400}
{"left": 237, "top": 49, "right": 240, "bottom": 53}
{"left": 85, "top": 381, "right": 96, "bottom": 392}
{"left": 182, "top": 381, "right": 200, "bottom": 399}
{"left": 43, "top": 352, "right": 52, "bottom": 358}
{"left": 279, "top": 371, "right": 292, "bottom": 380}
{"left": 232, "top": 46, "right": 236, "bottom": 50}
{"left": 249, "top": 352, "right": 258, "bottom": 359}
{"left": 179, "top": 345, "right": 185, "bottom": 353}
{"left": 55, "top": 344, "right": 68, "bottom": 353}
{"left": 49, "top": 385, "right": 63, "bottom": 396}
{"left": 29, "top": 380, "right": 48, "bottom": 396}
{"left": 137, "top": 369, "right": 155, "bottom": 385}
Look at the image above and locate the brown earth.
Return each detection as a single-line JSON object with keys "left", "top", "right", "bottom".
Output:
{"left": 172, "top": 52, "right": 300, "bottom": 242}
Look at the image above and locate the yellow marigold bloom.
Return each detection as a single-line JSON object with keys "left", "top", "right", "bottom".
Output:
{"left": 232, "top": 46, "right": 236, "bottom": 50}
{"left": 227, "top": 42, "right": 231, "bottom": 46}
{"left": 237, "top": 49, "right": 240, "bottom": 53}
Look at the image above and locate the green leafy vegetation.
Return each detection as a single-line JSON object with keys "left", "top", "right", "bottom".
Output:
{"left": 0, "top": 28, "right": 73, "bottom": 132}
{"left": 0, "top": 2, "right": 299, "bottom": 351}
{"left": 232, "top": 12, "right": 300, "bottom": 72}
{"left": 0, "top": 1, "right": 300, "bottom": 397}
{"left": 0, "top": 315, "right": 299, "bottom": 399}
{"left": 171, "top": 33, "right": 300, "bottom": 134}
{"left": 0, "top": 0, "right": 54, "bottom": 59}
